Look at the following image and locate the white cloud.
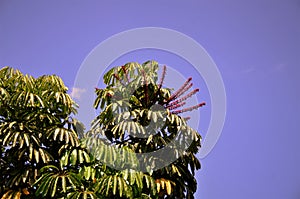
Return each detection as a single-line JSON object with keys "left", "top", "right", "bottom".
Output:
{"left": 70, "top": 87, "right": 86, "bottom": 100}
{"left": 241, "top": 67, "right": 256, "bottom": 74}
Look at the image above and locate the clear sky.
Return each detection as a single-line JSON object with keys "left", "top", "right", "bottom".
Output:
{"left": 1, "top": 1, "right": 300, "bottom": 198}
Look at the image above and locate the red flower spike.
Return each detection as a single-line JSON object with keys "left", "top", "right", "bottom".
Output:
{"left": 171, "top": 102, "right": 205, "bottom": 114}
{"left": 173, "top": 83, "right": 194, "bottom": 101}
{"left": 168, "top": 101, "right": 186, "bottom": 110}
{"left": 167, "top": 88, "right": 199, "bottom": 108}
{"left": 158, "top": 65, "right": 167, "bottom": 89}
{"left": 168, "top": 77, "right": 193, "bottom": 102}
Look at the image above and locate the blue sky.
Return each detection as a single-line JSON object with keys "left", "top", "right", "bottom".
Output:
{"left": 1, "top": 1, "right": 300, "bottom": 198}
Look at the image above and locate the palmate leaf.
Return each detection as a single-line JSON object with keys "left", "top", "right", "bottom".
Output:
{"left": 110, "top": 109, "right": 167, "bottom": 138}
{"left": 155, "top": 178, "right": 174, "bottom": 196}
{"left": 166, "top": 160, "right": 198, "bottom": 196}
{"left": 78, "top": 165, "right": 97, "bottom": 181}
{"left": 94, "top": 88, "right": 114, "bottom": 110}
{"left": 0, "top": 87, "right": 9, "bottom": 101}
{"left": 46, "top": 91, "right": 73, "bottom": 106}
{"left": 96, "top": 144, "right": 138, "bottom": 169}
{"left": 59, "top": 146, "right": 90, "bottom": 168}
{"left": 9, "top": 91, "right": 45, "bottom": 108}
{"left": 34, "top": 165, "right": 82, "bottom": 198}
{"left": 6, "top": 168, "right": 30, "bottom": 188}
{"left": 94, "top": 174, "right": 132, "bottom": 198}
{"left": 46, "top": 126, "right": 79, "bottom": 146}
{"left": 36, "top": 75, "right": 69, "bottom": 93}
{"left": 0, "top": 190, "right": 22, "bottom": 199}
{"left": 66, "top": 190, "right": 98, "bottom": 199}
{"left": 143, "top": 174, "right": 157, "bottom": 196}
{"left": 121, "top": 169, "right": 156, "bottom": 193}
{"left": 27, "top": 145, "right": 52, "bottom": 164}
{"left": 87, "top": 167, "right": 156, "bottom": 198}
{"left": 0, "top": 67, "right": 22, "bottom": 85}
{"left": 111, "top": 120, "right": 145, "bottom": 138}
{"left": 0, "top": 122, "right": 39, "bottom": 148}
{"left": 102, "top": 61, "right": 158, "bottom": 86}
{"left": 84, "top": 130, "right": 140, "bottom": 170}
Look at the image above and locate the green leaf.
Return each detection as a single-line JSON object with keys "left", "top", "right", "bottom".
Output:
{"left": 152, "top": 112, "right": 157, "bottom": 123}
{"left": 118, "top": 176, "right": 124, "bottom": 197}
{"left": 12, "top": 132, "right": 20, "bottom": 147}
{"left": 34, "top": 149, "right": 40, "bottom": 163}
{"left": 23, "top": 133, "right": 30, "bottom": 146}
{"left": 113, "top": 175, "right": 117, "bottom": 195}
{"left": 51, "top": 177, "right": 59, "bottom": 197}
{"left": 146, "top": 135, "right": 153, "bottom": 145}
{"left": 106, "top": 176, "right": 112, "bottom": 196}
{"left": 71, "top": 149, "right": 77, "bottom": 165}
{"left": 61, "top": 176, "right": 66, "bottom": 192}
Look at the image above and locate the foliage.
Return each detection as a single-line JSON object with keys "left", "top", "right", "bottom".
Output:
{"left": 90, "top": 61, "right": 205, "bottom": 198}
{"left": 0, "top": 61, "right": 205, "bottom": 199}
{"left": 0, "top": 67, "right": 80, "bottom": 199}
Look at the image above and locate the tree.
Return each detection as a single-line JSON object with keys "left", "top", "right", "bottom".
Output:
{"left": 0, "top": 67, "right": 81, "bottom": 199}
{"left": 0, "top": 66, "right": 154, "bottom": 199}
{"left": 0, "top": 61, "right": 205, "bottom": 199}
{"left": 90, "top": 61, "right": 205, "bottom": 198}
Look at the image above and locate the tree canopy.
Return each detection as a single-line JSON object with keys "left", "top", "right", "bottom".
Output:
{"left": 0, "top": 61, "right": 205, "bottom": 199}
{"left": 0, "top": 66, "right": 81, "bottom": 198}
